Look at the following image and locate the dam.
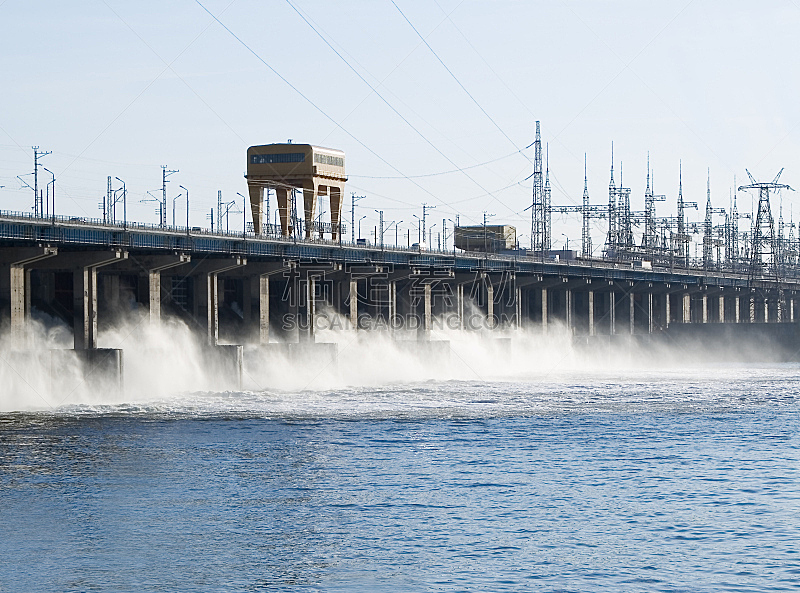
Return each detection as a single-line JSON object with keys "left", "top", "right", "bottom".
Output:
{"left": 2, "top": 142, "right": 799, "bottom": 391}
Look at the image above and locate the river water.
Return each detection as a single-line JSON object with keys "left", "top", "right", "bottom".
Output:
{"left": 1, "top": 363, "right": 799, "bottom": 592}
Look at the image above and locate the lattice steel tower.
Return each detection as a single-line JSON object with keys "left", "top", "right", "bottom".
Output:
{"left": 531, "top": 122, "right": 546, "bottom": 253}
{"left": 582, "top": 154, "right": 591, "bottom": 258}
{"left": 738, "top": 169, "right": 792, "bottom": 280}
{"left": 605, "top": 144, "right": 616, "bottom": 257}
{"left": 703, "top": 169, "right": 713, "bottom": 268}
{"left": 544, "top": 144, "right": 552, "bottom": 252}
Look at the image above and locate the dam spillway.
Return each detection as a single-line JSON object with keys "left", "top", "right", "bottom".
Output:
{"left": 1, "top": 210, "right": 799, "bottom": 392}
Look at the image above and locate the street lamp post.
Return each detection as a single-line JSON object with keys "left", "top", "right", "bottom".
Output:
{"left": 180, "top": 185, "right": 189, "bottom": 236}
{"left": 374, "top": 209, "right": 384, "bottom": 249}
{"left": 42, "top": 167, "right": 55, "bottom": 222}
{"left": 358, "top": 215, "right": 367, "bottom": 241}
{"left": 115, "top": 177, "right": 126, "bottom": 230}
{"left": 395, "top": 220, "right": 403, "bottom": 247}
{"left": 483, "top": 211, "right": 495, "bottom": 253}
{"left": 172, "top": 193, "right": 183, "bottom": 227}
{"left": 448, "top": 218, "right": 458, "bottom": 254}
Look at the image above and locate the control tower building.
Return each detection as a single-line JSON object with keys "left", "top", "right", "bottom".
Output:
{"left": 245, "top": 143, "right": 347, "bottom": 240}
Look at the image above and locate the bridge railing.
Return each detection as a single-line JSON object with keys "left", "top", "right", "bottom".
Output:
{"left": 4, "top": 210, "right": 800, "bottom": 282}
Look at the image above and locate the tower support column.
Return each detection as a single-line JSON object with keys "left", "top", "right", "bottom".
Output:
{"left": 565, "top": 289, "right": 573, "bottom": 334}
{"left": 541, "top": 288, "right": 548, "bottom": 333}
{"left": 682, "top": 293, "right": 691, "bottom": 323}
{"left": 349, "top": 278, "right": 358, "bottom": 330}
{"left": 609, "top": 291, "right": 616, "bottom": 335}
{"left": 702, "top": 294, "right": 708, "bottom": 323}
{"left": 629, "top": 292, "right": 635, "bottom": 335}
{"left": 487, "top": 281, "right": 494, "bottom": 329}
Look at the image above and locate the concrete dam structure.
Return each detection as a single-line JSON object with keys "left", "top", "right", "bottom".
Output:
{"left": 2, "top": 142, "right": 800, "bottom": 392}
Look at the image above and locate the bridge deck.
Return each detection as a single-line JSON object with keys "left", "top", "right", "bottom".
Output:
{"left": 0, "top": 211, "right": 794, "bottom": 290}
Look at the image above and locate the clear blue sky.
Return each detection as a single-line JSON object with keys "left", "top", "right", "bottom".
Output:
{"left": 1, "top": 0, "right": 798, "bottom": 250}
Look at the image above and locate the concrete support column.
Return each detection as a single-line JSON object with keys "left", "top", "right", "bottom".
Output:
{"left": 207, "top": 274, "right": 220, "bottom": 346}
{"left": 300, "top": 275, "right": 315, "bottom": 343}
{"left": 72, "top": 252, "right": 127, "bottom": 349}
{"left": 515, "top": 287, "right": 522, "bottom": 329}
{"left": 665, "top": 293, "right": 671, "bottom": 329}
{"left": 259, "top": 274, "right": 270, "bottom": 344}
{"left": 422, "top": 283, "right": 432, "bottom": 339}
{"left": 196, "top": 258, "right": 246, "bottom": 346}
{"left": 302, "top": 180, "right": 319, "bottom": 240}
{"left": 148, "top": 271, "right": 161, "bottom": 323}
{"left": 791, "top": 298, "right": 795, "bottom": 323}
{"left": 735, "top": 296, "right": 740, "bottom": 323}
{"left": 349, "top": 278, "right": 358, "bottom": 330}
{"left": 609, "top": 292, "right": 616, "bottom": 335}
{"left": 565, "top": 289, "right": 573, "bottom": 334}
{"left": 275, "top": 187, "right": 292, "bottom": 236}
{"left": 5, "top": 247, "right": 58, "bottom": 345}
{"left": 764, "top": 300, "right": 769, "bottom": 323}
{"left": 702, "top": 294, "right": 708, "bottom": 324}
{"left": 457, "top": 284, "right": 465, "bottom": 330}
{"left": 388, "top": 281, "right": 396, "bottom": 328}
{"left": 10, "top": 266, "right": 26, "bottom": 343}
{"left": 718, "top": 295, "right": 725, "bottom": 323}
{"left": 541, "top": 288, "right": 548, "bottom": 333}
{"left": 487, "top": 282, "right": 494, "bottom": 329}
{"left": 330, "top": 185, "right": 343, "bottom": 241}
{"left": 629, "top": 292, "right": 635, "bottom": 335}
{"left": 147, "top": 254, "right": 190, "bottom": 325}
{"left": 682, "top": 293, "right": 691, "bottom": 323}
{"left": 749, "top": 297, "right": 755, "bottom": 323}
{"left": 647, "top": 293, "right": 654, "bottom": 333}
{"left": 588, "top": 290, "right": 595, "bottom": 336}
{"left": 247, "top": 182, "right": 264, "bottom": 234}
{"left": 74, "top": 267, "right": 98, "bottom": 349}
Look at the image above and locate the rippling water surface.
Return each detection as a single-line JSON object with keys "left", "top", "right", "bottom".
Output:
{"left": 2, "top": 364, "right": 799, "bottom": 592}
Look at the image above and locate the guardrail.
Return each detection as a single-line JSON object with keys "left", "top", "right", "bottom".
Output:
{"left": 1, "top": 211, "right": 798, "bottom": 284}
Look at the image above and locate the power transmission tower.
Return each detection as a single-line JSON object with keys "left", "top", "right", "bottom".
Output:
{"left": 582, "top": 154, "right": 591, "bottom": 258}
{"left": 531, "top": 121, "right": 545, "bottom": 253}
{"left": 351, "top": 194, "right": 365, "bottom": 243}
{"left": 702, "top": 170, "right": 726, "bottom": 270}
{"left": 32, "top": 147, "right": 51, "bottom": 217}
{"left": 544, "top": 144, "right": 552, "bottom": 252}
{"left": 422, "top": 203, "right": 436, "bottom": 245}
{"left": 703, "top": 170, "right": 713, "bottom": 268}
{"left": 739, "top": 169, "right": 793, "bottom": 281}
{"left": 106, "top": 176, "right": 113, "bottom": 223}
{"left": 217, "top": 191, "right": 224, "bottom": 231}
{"left": 605, "top": 144, "right": 616, "bottom": 258}
{"left": 674, "top": 162, "right": 698, "bottom": 265}
{"left": 617, "top": 163, "right": 633, "bottom": 256}
{"left": 551, "top": 155, "right": 606, "bottom": 258}
{"left": 161, "top": 166, "right": 179, "bottom": 227}
{"left": 642, "top": 153, "right": 666, "bottom": 255}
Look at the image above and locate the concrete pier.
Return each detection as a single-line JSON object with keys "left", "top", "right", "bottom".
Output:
{"left": 3, "top": 210, "right": 800, "bottom": 394}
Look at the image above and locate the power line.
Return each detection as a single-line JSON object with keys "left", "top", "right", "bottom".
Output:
{"left": 391, "top": 0, "right": 530, "bottom": 163}
{"left": 195, "top": 0, "right": 484, "bottom": 223}
{"left": 349, "top": 142, "right": 534, "bottom": 179}
{"left": 284, "top": 0, "right": 519, "bottom": 218}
